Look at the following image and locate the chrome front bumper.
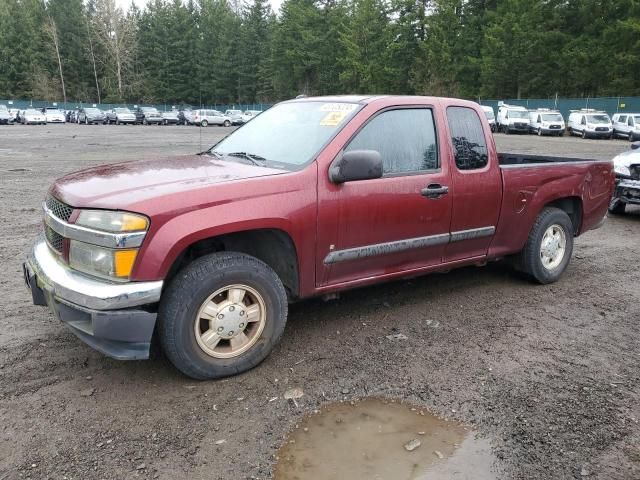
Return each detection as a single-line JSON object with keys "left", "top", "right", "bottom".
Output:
{"left": 26, "top": 237, "right": 162, "bottom": 310}
{"left": 24, "top": 238, "right": 163, "bottom": 360}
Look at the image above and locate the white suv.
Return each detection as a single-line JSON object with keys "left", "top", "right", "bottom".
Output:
{"left": 567, "top": 110, "right": 613, "bottom": 139}
{"left": 192, "top": 109, "right": 232, "bottom": 127}
{"left": 612, "top": 113, "right": 640, "bottom": 142}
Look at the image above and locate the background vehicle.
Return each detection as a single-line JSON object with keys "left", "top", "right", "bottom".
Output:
{"left": 241, "top": 110, "right": 263, "bottom": 123}
{"left": 528, "top": 109, "right": 565, "bottom": 136}
{"left": 77, "top": 107, "right": 106, "bottom": 125}
{"left": 24, "top": 95, "right": 614, "bottom": 380}
{"left": 609, "top": 142, "right": 640, "bottom": 214}
{"left": 9, "top": 108, "right": 20, "bottom": 123}
{"left": 42, "top": 107, "right": 66, "bottom": 123}
{"left": 192, "top": 109, "right": 231, "bottom": 127}
{"left": 481, "top": 106, "right": 496, "bottom": 132}
{"left": 612, "top": 113, "right": 640, "bottom": 141}
{"left": 567, "top": 109, "right": 612, "bottom": 139}
{"left": 224, "top": 109, "right": 244, "bottom": 125}
{"left": 0, "top": 105, "right": 11, "bottom": 124}
{"left": 134, "top": 107, "right": 163, "bottom": 125}
{"left": 161, "top": 110, "right": 180, "bottom": 125}
{"left": 21, "top": 108, "right": 46, "bottom": 125}
{"left": 178, "top": 109, "right": 193, "bottom": 125}
{"left": 105, "top": 108, "right": 136, "bottom": 125}
{"left": 497, "top": 103, "right": 530, "bottom": 134}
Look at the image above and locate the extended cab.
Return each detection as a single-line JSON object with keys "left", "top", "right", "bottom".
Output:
{"left": 24, "top": 96, "right": 615, "bottom": 379}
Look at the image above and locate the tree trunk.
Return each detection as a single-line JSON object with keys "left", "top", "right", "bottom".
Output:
{"left": 85, "top": 17, "right": 101, "bottom": 104}
{"left": 48, "top": 17, "right": 67, "bottom": 104}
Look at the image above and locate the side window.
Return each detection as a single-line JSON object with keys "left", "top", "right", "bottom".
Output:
{"left": 345, "top": 108, "right": 438, "bottom": 174}
{"left": 629, "top": 117, "right": 634, "bottom": 127}
{"left": 537, "top": 115, "right": 541, "bottom": 123}
{"left": 619, "top": 115, "right": 626, "bottom": 123}
{"left": 581, "top": 116, "right": 586, "bottom": 125}
{"left": 447, "top": 106, "right": 489, "bottom": 171}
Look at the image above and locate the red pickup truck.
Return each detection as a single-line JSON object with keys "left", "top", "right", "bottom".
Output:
{"left": 24, "top": 96, "right": 615, "bottom": 379}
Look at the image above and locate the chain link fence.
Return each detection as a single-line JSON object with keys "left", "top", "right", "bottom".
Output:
{"left": 478, "top": 96, "right": 640, "bottom": 118}
{"left": 0, "top": 99, "right": 272, "bottom": 112}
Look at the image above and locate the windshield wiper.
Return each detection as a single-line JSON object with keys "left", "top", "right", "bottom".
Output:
{"left": 225, "top": 151, "right": 268, "bottom": 166}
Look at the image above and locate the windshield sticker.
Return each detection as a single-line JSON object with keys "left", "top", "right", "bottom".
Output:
{"left": 320, "top": 111, "right": 350, "bottom": 126}
{"left": 320, "top": 103, "right": 358, "bottom": 112}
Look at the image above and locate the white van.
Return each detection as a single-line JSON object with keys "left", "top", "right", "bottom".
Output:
{"left": 567, "top": 109, "right": 613, "bottom": 139}
{"left": 528, "top": 109, "right": 565, "bottom": 136}
{"left": 612, "top": 113, "right": 640, "bottom": 142}
{"left": 497, "top": 103, "right": 530, "bottom": 134}
{"left": 481, "top": 106, "right": 496, "bottom": 132}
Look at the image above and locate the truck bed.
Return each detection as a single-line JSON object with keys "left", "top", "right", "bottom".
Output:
{"left": 498, "top": 153, "right": 601, "bottom": 167}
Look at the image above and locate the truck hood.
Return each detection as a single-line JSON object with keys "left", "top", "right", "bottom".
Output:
{"left": 51, "top": 154, "right": 287, "bottom": 210}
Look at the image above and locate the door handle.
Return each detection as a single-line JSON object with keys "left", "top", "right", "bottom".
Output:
{"left": 421, "top": 184, "right": 449, "bottom": 198}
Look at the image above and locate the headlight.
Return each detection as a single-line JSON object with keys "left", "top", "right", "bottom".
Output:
{"left": 76, "top": 210, "right": 148, "bottom": 232}
{"left": 69, "top": 240, "right": 138, "bottom": 280}
{"left": 614, "top": 163, "right": 630, "bottom": 176}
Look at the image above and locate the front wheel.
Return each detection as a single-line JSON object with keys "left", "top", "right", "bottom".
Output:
{"left": 158, "top": 252, "right": 288, "bottom": 380}
{"left": 200, "top": 120, "right": 208, "bottom": 127}
{"left": 609, "top": 197, "right": 626, "bottom": 215}
{"left": 518, "top": 207, "right": 574, "bottom": 284}
{"left": 582, "top": 130, "right": 587, "bottom": 139}
{"left": 537, "top": 128, "right": 542, "bottom": 136}
{"left": 629, "top": 132, "right": 636, "bottom": 142}
{"left": 223, "top": 120, "right": 231, "bottom": 127}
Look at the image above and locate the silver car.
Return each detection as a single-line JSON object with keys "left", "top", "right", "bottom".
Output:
{"left": 0, "top": 105, "right": 11, "bottom": 125}
{"left": 21, "top": 108, "right": 47, "bottom": 125}
{"left": 225, "top": 109, "right": 244, "bottom": 125}
{"left": 106, "top": 108, "right": 137, "bottom": 125}
{"left": 192, "top": 109, "right": 232, "bottom": 127}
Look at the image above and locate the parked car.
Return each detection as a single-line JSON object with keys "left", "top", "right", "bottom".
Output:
{"left": 106, "top": 107, "right": 136, "bottom": 125}
{"left": 612, "top": 113, "right": 640, "bottom": 142}
{"left": 241, "top": 110, "right": 263, "bottom": 123}
{"left": 134, "top": 107, "right": 163, "bottom": 125}
{"left": 192, "top": 109, "right": 232, "bottom": 127}
{"left": 224, "top": 109, "right": 244, "bottom": 125}
{"left": 66, "top": 109, "right": 77, "bottom": 123}
{"left": 497, "top": 103, "right": 530, "bottom": 134}
{"left": 609, "top": 142, "right": 640, "bottom": 214}
{"left": 21, "top": 108, "right": 46, "bottom": 125}
{"left": 42, "top": 107, "right": 66, "bottom": 123}
{"left": 161, "top": 110, "right": 180, "bottom": 125}
{"left": 9, "top": 108, "right": 20, "bottom": 123}
{"left": 178, "top": 109, "right": 193, "bottom": 125}
{"left": 481, "top": 105, "right": 496, "bottom": 132}
{"left": 567, "top": 109, "right": 612, "bottom": 139}
{"left": 77, "top": 107, "right": 106, "bottom": 125}
{"left": 0, "top": 105, "right": 12, "bottom": 124}
{"left": 24, "top": 95, "right": 615, "bottom": 379}
{"left": 528, "top": 109, "right": 565, "bottom": 136}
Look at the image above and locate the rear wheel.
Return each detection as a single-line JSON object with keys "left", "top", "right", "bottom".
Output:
{"left": 201, "top": 120, "right": 208, "bottom": 127}
{"left": 518, "top": 207, "right": 574, "bottom": 284}
{"left": 223, "top": 120, "right": 231, "bottom": 127}
{"left": 158, "top": 252, "right": 288, "bottom": 379}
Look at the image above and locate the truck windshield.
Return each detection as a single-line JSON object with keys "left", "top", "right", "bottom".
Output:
{"left": 212, "top": 101, "right": 361, "bottom": 169}
{"left": 541, "top": 114, "right": 563, "bottom": 122}
{"left": 115, "top": 108, "right": 131, "bottom": 113}
{"left": 509, "top": 110, "right": 528, "bottom": 119}
{"left": 587, "top": 115, "right": 610, "bottom": 124}
{"left": 484, "top": 110, "right": 495, "bottom": 120}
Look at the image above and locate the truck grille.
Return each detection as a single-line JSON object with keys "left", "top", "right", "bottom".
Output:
{"left": 45, "top": 195, "right": 73, "bottom": 222}
{"left": 45, "top": 225, "right": 64, "bottom": 253}
{"left": 549, "top": 125, "right": 561, "bottom": 129}
{"left": 595, "top": 127, "right": 608, "bottom": 132}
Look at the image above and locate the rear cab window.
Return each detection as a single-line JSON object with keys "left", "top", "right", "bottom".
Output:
{"left": 446, "top": 106, "right": 489, "bottom": 170}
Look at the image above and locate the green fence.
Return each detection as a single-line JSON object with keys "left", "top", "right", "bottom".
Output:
{"left": 0, "top": 98, "right": 272, "bottom": 113}
{"left": 478, "top": 96, "right": 640, "bottom": 119}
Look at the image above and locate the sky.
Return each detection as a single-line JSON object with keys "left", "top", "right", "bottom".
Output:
{"left": 115, "top": 0, "right": 284, "bottom": 14}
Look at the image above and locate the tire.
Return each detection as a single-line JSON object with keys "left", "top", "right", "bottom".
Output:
{"left": 608, "top": 196, "right": 626, "bottom": 215}
{"left": 143, "top": 118, "right": 148, "bottom": 125}
{"left": 85, "top": 117, "right": 88, "bottom": 125}
{"left": 201, "top": 120, "right": 208, "bottom": 127}
{"left": 116, "top": 119, "right": 120, "bottom": 125}
{"left": 581, "top": 130, "right": 587, "bottom": 139}
{"left": 537, "top": 128, "right": 542, "bottom": 136}
{"left": 629, "top": 132, "right": 636, "bottom": 142}
{"left": 518, "top": 207, "right": 574, "bottom": 284}
{"left": 158, "top": 252, "right": 288, "bottom": 380}
{"left": 224, "top": 120, "right": 231, "bottom": 127}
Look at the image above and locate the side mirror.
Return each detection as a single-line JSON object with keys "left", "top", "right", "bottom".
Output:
{"left": 329, "top": 150, "right": 383, "bottom": 184}
{"left": 631, "top": 142, "right": 640, "bottom": 150}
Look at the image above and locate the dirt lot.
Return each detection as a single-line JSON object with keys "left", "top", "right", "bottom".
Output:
{"left": 1, "top": 124, "right": 639, "bottom": 479}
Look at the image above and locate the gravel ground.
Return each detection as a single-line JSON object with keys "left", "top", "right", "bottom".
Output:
{"left": 0, "top": 124, "right": 639, "bottom": 480}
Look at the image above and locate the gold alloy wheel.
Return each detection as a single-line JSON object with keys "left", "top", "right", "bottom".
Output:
{"left": 194, "top": 284, "right": 266, "bottom": 359}
{"left": 540, "top": 224, "right": 567, "bottom": 270}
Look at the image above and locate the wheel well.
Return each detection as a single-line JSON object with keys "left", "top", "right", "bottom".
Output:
{"left": 546, "top": 197, "right": 583, "bottom": 235}
{"left": 166, "top": 229, "right": 300, "bottom": 299}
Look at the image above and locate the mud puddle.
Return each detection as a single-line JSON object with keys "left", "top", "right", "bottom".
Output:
{"left": 274, "top": 398, "right": 497, "bottom": 480}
